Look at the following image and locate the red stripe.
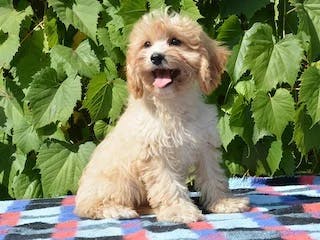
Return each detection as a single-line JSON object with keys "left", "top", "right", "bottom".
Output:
{"left": 264, "top": 226, "right": 287, "bottom": 231}
{"left": 188, "top": 221, "right": 226, "bottom": 240}
{"left": 303, "top": 202, "right": 320, "bottom": 213}
{"left": 123, "top": 230, "right": 148, "bottom": 240}
{"left": 299, "top": 176, "right": 315, "bottom": 185}
{"left": 0, "top": 212, "right": 20, "bottom": 227}
{"left": 256, "top": 186, "right": 283, "bottom": 196}
{"left": 281, "top": 231, "right": 312, "bottom": 240}
{"left": 52, "top": 220, "right": 77, "bottom": 239}
{"left": 188, "top": 221, "right": 213, "bottom": 230}
{"left": 55, "top": 220, "right": 78, "bottom": 229}
{"left": 62, "top": 196, "right": 76, "bottom": 206}
{"left": 303, "top": 202, "right": 320, "bottom": 219}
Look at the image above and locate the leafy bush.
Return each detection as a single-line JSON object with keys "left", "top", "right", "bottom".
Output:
{"left": 0, "top": 0, "right": 319, "bottom": 199}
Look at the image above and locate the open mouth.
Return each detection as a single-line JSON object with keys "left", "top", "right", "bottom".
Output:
{"left": 152, "top": 69, "right": 180, "bottom": 88}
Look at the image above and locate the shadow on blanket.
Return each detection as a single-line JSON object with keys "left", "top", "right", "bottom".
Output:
{"left": 0, "top": 176, "right": 320, "bottom": 240}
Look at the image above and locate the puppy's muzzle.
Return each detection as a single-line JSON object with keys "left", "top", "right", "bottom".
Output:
{"left": 151, "top": 53, "right": 165, "bottom": 66}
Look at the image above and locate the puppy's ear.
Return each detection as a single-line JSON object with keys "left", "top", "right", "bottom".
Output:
{"left": 126, "top": 53, "right": 143, "bottom": 99}
{"left": 199, "top": 32, "right": 229, "bottom": 95}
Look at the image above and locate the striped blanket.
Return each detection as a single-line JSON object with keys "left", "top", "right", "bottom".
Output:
{"left": 1, "top": 176, "right": 320, "bottom": 239}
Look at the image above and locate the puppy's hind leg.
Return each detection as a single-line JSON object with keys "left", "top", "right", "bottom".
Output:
{"left": 75, "top": 168, "right": 145, "bottom": 219}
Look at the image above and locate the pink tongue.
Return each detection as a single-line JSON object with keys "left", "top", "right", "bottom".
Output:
{"left": 153, "top": 77, "right": 172, "bottom": 88}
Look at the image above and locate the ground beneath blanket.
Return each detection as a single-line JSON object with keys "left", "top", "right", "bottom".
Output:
{"left": 0, "top": 176, "right": 320, "bottom": 240}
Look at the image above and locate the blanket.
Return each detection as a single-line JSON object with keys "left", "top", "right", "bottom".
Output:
{"left": 1, "top": 176, "right": 320, "bottom": 240}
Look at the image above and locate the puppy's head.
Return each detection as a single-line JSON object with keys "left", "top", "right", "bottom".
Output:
{"left": 126, "top": 10, "right": 229, "bottom": 99}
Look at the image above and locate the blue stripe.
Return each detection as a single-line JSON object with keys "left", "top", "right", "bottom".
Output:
{"left": 121, "top": 219, "right": 142, "bottom": 235}
{"left": 58, "top": 205, "right": 79, "bottom": 222}
{"left": 6, "top": 199, "right": 30, "bottom": 213}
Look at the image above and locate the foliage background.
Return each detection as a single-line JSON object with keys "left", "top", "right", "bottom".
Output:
{"left": 0, "top": 0, "right": 319, "bottom": 199}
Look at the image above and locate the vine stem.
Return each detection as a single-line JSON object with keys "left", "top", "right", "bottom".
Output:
{"left": 282, "top": 0, "right": 286, "bottom": 39}
{"left": 223, "top": 82, "right": 233, "bottom": 105}
{"left": 20, "top": 20, "right": 44, "bottom": 45}
{"left": 287, "top": 7, "right": 297, "bottom": 15}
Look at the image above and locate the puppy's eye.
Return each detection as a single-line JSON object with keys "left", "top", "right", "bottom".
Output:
{"left": 144, "top": 41, "right": 151, "bottom": 48}
{"left": 169, "top": 38, "right": 181, "bottom": 46}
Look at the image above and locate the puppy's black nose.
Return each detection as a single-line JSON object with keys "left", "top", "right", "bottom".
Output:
{"left": 150, "top": 53, "right": 165, "bottom": 65}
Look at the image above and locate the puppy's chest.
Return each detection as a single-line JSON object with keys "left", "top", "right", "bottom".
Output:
{"left": 142, "top": 116, "right": 211, "bottom": 161}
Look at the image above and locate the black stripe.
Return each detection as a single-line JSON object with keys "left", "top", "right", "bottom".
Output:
{"left": 25, "top": 198, "right": 63, "bottom": 210}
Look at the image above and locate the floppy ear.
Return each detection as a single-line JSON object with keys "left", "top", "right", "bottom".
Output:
{"left": 126, "top": 52, "right": 143, "bottom": 99}
{"left": 199, "top": 32, "right": 230, "bottom": 95}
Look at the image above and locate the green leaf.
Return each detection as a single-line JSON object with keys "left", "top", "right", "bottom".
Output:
{"left": 26, "top": 67, "right": 81, "bottom": 128}
{"left": 224, "top": 160, "right": 245, "bottom": 176}
{"left": 84, "top": 59, "right": 127, "bottom": 122}
{"left": 50, "top": 40, "right": 100, "bottom": 78}
{"left": 106, "top": 16, "right": 126, "bottom": 52}
{"left": 2, "top": 81, "right": 41, "bottom": 153}
{"left": 103, "top": 6, "right": 126, "bottom": 52}
{"left": 293, "top": 0, "right": 320, "bottom": 60}
{"left": 12, "top": 29, "right": 50, "bottom": 89}
{"left": 108, "top": 78, "right": 128, "bottom": 122}
{"left": 222, "top": 137, "right": 247, "bottom": 175}
{"left": 220, "top": 0, "right": 270, "bottom": 19}
{"left": 180, "top": 0, "right": 202, "bottom": 21}
{"left": 104, "top": 58, "right": 118, "bottom": 79}
{"left": 252, "top": 89, "right": 295, "bottom": 139}
{"left": 47, "top": 0, "right": 102, "bottom": 42}
{"left": 266, "top": 139, "right": 282, "bottom": 176}
{"left": 94, "top": 120, "right": 107, "bottom": 141}
{"left": 36, "top": 141, "right": 96, "bottom": 197}
{"left": 226, "top": 34, "right": 250, "bottom": 83}
{"left": 234, "top": 78, "right": 256, "bottom": 101}
{"left": 243, "top": 138, "right": 273, "bottom": 175}
{"left": 243, "top": 23, "right": 304, "bottom": 91}
{"left": 94, "top": 120, "right": 114, "bottom": 141}
{"left": 149, "top": 0, "right": 165, "bottom": 10}
{"left": 217, "top": 114, "right": 236, "bottom": 150}
{"left": 293, "top": 105, "right": 320, "bottom": 155}
{"left": 252, "top": 124, "right": 272, "bottom": 144}
{"left": 44, "top": 15, "right": 59, "bottom": 50}
{"left": 0, "top": 142, "right": 15, "bottom": 198}
{"left": 83, "top": 72, "right": 112, "bottom": 122}
{"left": 97, "top": 28, "right": 113, "bottom": 51}
{"left": 12, "top": 172, "right": 42, "bottom": 199}
{"left": 229, "top": 95, "right": 254, "bottom": 146}
{"left": 296, "top": 31, "right": 311, "bottom": 53}
{"left": 312, "top": 60, "right": 320, "bottom": 69}
{"left": 97, "top": 28, "right": 125, "bottom": 65}
{"left": 0, "top": 149, "right": 27, "bottom": 199}
{"left": 0, "top": 5, "right": 33, "bottom": 68}
{"left": 12, "top": 108, "right": 42, "bottom": 153}
{"left": 37, "top": 122, "right": 66, "bottom": 142}
{"left": 299, "top": 66, "right": 320, "bottom": 125}
{"left": 217, "top": 15, "right": 243, "bottom": 47}
{"left": 117, "top": 0, "right": 146, "bottom": 25}
{"left": 0, "top": 105, "right": 6, "bottom": 130}
{"left": 1, "top": 81, "right": 24, "bottom": 132}
{"left": 280, "top": 148, "right": 295, "bottom": 176}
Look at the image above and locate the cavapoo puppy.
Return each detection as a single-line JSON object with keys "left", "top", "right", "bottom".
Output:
{"left": 75, "top": 9, "right": 249, "bottom": 223}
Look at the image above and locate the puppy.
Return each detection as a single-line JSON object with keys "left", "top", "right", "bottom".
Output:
{"left": 75, "top": 9, "right": 249, "bottom": 223}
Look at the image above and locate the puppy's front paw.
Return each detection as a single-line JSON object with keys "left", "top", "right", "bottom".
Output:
{"left": 157, "top": 202, "right": 204, "bottom": 223}
{"left": 100, "top": 205, "right": 139, "bottom": 219}
{"left": 209, "top": 197, "right": 250, "bottom": 213}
